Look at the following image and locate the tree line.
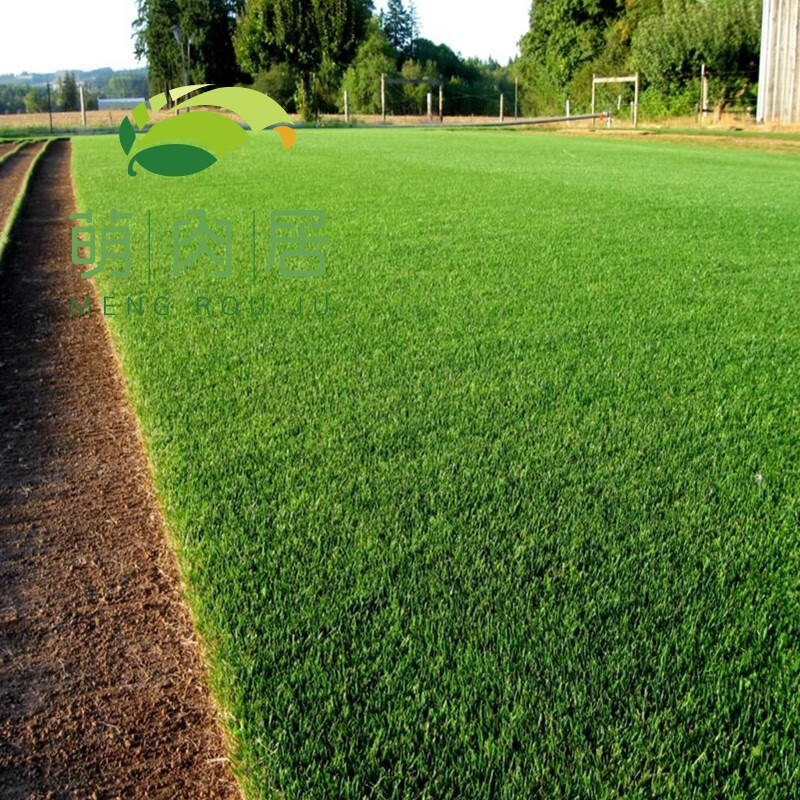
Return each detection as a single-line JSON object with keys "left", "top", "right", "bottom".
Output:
{"left": 0, "top": 70, "right": 150, "bottom": 115}
{"left": 130, "top": 0, "right": 762, "bottom": 122}
{"left": 520, "top": 0, "right": 762, "bottom": 118}
{"left": 2, "top": 73, "right": 84, "bottom": 114}
{"left": 0, "top": 1, "right": 765, "bottom": 119}
{"left": 134, "top": 0, "right": 516, "bottom": 118}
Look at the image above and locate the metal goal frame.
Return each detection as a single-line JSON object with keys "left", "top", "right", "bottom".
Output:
{"left": 591, "top": 73, "right": 640, "bottom": 128}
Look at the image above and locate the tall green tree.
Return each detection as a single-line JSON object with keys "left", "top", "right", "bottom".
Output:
{"left": 23, "top": 87, "right": 49, "bottom": 113}
{"left": 134, "top": 0, "right": 242, "bottom": 96}
{"left": 381, "top": 0, "right": 417, "bottom": 58}
{"left": 57, "top": 72, "right": 79, "bottom": 111}
{"left": 340, "top": 16, "right": 398, "bottom": 113}
{"left": 134, "top": 0, "right": 181, "bottom": 96}
{"left": 235, "top": 0, "right": 373, "bottom": 119}
{"left": 519, "top": 0, "right": 620, "bottom": 103}
{"left": 252, "top": 62, "right": 299, "bottom": 111}
{"left": 179, "top": 0, "right": 242, "bottom": 85}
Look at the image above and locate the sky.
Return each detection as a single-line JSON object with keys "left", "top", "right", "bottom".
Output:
{"left": 0, "top": 1, "right": 143, "bottom": 75}
{"left": 374, "top": 0, "right": 529, "bottom": 64}
{"left": 0, "top": 0, "right": 529, "bottom": 76}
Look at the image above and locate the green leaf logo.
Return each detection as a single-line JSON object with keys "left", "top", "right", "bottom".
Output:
{"left": 119, "top": 85, "right": 296, "bottom": 177}
{"left": 119, "top": 116, "right": 136, "bottom": 155}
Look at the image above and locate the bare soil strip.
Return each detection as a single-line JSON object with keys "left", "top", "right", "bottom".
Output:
{"left": 0, "top": 141, "right": 241, "bottom": 798}
{"left": 0, "top": 141, "right": 21, "bottom": 160}
{"left": 0, "top": 143, "right": 42, "bottom": 235}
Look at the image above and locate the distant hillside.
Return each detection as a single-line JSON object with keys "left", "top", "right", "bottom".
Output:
{"left": 0, "top": 67, "right": 149, "bottom": 115}
{"left": 0, "top": 67, "right": 147, "bottom": 92}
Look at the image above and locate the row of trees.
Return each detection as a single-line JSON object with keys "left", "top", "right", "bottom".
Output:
{"left": 133, "top": 0, "right": 763, "bottom": 122}
{"left": 0, "top": 71, "right": 149, "bottom": 115}
{"left": 0, "top": 85, "right": 28, "bottom": 114}
{"left": 519, "top": 0, "right": 763, "bottom": 118}
{"left": 339, "top": 15, "right": 515, "bottom": 117}
{"left": 20, "top": 73, "right": 82, "bottom": 113}
{"left": 135, "top": 0, "right": 515, "bottom": 118}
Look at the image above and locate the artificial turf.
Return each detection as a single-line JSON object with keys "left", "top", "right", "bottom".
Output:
{"left": 71, "top": 128, "right": 800, "bottom": 799}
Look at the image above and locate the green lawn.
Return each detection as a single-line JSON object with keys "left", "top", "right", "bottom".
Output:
{"left": 72, "top": 129, "right": 800, "bottom": 799}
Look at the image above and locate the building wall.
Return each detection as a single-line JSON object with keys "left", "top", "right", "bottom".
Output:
{"left": 758, "top": 0, "right": 800, "bottom": 122}
{"left": 98, "top": 98, "right": 146, "bottom": 110}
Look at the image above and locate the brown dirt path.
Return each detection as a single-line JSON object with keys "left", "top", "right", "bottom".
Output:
{"left": 0, "top": 141, "right": 21, "bottom": 159}
{"left": 0, "top": 143, "right": 41, "bottom": 233}
{"left": 0, "top": 142, "right": 241, "bottom": 798}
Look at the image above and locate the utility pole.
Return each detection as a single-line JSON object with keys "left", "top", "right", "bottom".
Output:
{"left": 173, "top": 25, "right": 195, "bottom": 114}
{"left": 514, "top": 77, "right": 518, "bottom": 119}
{"left": 79, "top": 84, "right": 86, "bottom": 127}
{"left": 381, "top": 73, "right": 386, "bottom": 121}
{"left": 700, "top": 63, "right": 709, "bottom": 124}
{"left": 438, "top": 79, "right": 443, "bottom": 122}
{"left": 46, "top": 82, "right": 53, "bottom": 133}
{"left": 344, "top": 90, "right": 350, "bottom": 123}
{"left": 499, "top": 93, "right": 504, "bottom": 121}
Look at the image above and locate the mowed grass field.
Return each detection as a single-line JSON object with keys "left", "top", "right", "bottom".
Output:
{"left": 72, "top": 129, "right": 800, "bottom": 799}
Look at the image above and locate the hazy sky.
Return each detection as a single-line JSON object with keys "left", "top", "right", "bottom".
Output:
{"left": 374, "top": 0, "right": 529, "bottom": 64}
{"left": 0, "top": 1, "right": 142, "bottom": 74}
{"left": 0, "top": 0, "right": 529, "bottom": 75}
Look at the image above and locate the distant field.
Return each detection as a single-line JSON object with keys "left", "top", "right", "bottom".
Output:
{"left": 0, "top": 108, "right": 577, "bottom": 134}
{"left": 0, "top": 108, "right": 138, "bottom": 133}
{"left": 72, "top": 129, "right": 800, "bottom": 799}
{"left": 4, "top": 105, "right": 798, "bottom": 136}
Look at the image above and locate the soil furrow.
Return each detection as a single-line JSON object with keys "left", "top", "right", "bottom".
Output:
{"left": 0, "top": 141, "right": 21, "bottom": 159}
{"left": 0, "top": 143, "right": 43, "bottom": 235}
{"left": 0, "top": 140, "right": 240, "bottom": 799}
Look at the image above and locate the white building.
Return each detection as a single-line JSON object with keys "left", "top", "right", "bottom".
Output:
{"left": 98, "top": 98, "right": 146, "bottom": 110}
